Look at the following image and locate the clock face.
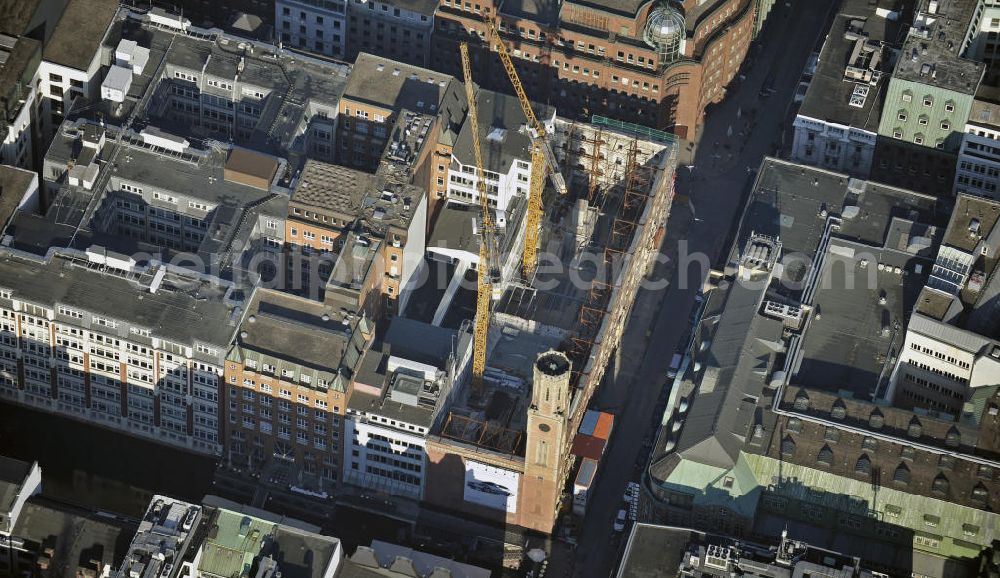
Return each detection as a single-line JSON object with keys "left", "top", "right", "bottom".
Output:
{"left": 538, "top": 423, "right": 551, "bottom": 432}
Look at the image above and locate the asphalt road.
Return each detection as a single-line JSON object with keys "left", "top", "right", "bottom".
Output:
{"left": 558, "top": 1, "right": 839, "bottom": 576}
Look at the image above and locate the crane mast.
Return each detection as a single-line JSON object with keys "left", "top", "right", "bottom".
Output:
{"left": 460, "top": 42, "right": 496, "bottom": 396}
{"left": 482, "top": 15, "right": 567, "bottom": 279}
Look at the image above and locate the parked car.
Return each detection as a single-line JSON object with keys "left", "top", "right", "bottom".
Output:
{"left": 614, "top": 509, "right": 627, "bottom": 532}
{"left": 667, "top": 353, "right": 682, "bottom": 378}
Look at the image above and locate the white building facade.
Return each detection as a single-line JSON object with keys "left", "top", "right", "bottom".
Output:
{"left": 446, "top": 156, "right": 531, "bottom": 216}
{"left": 344, "top": 408, "right": 429, "bottom": 499}
{"left": 0, "top": 90, "right": 35, "bottom": 170}
{"left": 955, "top": 132, "right": 1000, "bottom": 199}
{"left": 791, "top": 116, "right": 879, "bottom": 177}
{"left": 0, "top": 252, "right": 237, "bottom": 456}
{"left": 887, "top": 313, "right": 1000, "bottom": 416}
{"left": 954, "top": 98, "right": 1000, "bottom": 199}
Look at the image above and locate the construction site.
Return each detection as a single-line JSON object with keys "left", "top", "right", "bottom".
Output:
{"left": 420, "top": 107, "right": 678, "bottom": 536}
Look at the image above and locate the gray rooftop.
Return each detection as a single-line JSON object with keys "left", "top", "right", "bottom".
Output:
{"left": 162, "top": 32, "right": 348, "bottom": 107}
{"left": 795, "top": 239, "right": 931, "bottom": 398}
{"left": 385, "top": 316, "right": 468, "bottom": 368}
{"left": 738, "top": 159, "right": 940, "bottom": 298}
{"left": 0, "top": 249, "right": 242, "bottom": 348}
{"left": 452, "top": 89, "right": 543, "bottom": 174}
{"left": 616, "top": 524, "right": 696, "bottom": 578}
{"left": 42, "top": 0, "right": 117, "bottom": 70}
{"left": 347, "top": 384, "right": 438, "bottom": 428}
{"left": 0, "top": 34, "right": 40, "bottom": 124}
{"left": 291, "top": 160, "right": 424, "bottom": 234}
{"left": 231, "top": 289, "right": 369, "bottom": 388}
{"left": 0, "top": 0, "right": 43, "bottom": 36}
{"left": 0, "top": 164, "right": 34, "bottom": 231}
{"left": 969, "top": 84, "right": 1000, "bottom": 129}
{"left": 110, "top": 137, "right": 276, "bottom": 207}
{"left": 798, "top": 0, "right": 903, "bottom": 130}
{"left": 350, "top": 317, "right": 470, "bottom": 425}
{"left": 652, "top": 157, "right": 952, "bottom": 483}
{"left": 0, "top": 455, "right": 31, "bottom": 517}
{"left": 13, "top": 496, "right": 137, "bottom": 577}
{"left": 34, "top": 122, "right": 288, "bottom": 273}
{"left": 907, "top": 311, "right": 1000, "bottom": 354}
{"left": 344, "top": 540, "right": 490, "bottom": 578}
{"left": 269, "top": 526, "right": 343, "bottom": 578}
{"left": 344, "top": 53, "right": 455, "bottom": 113}
{"left": 131, "top": 14, "right": 347, "bottom": 157}
{"left": 667, "top": 275, "right": 779, "bottom": 471}
{"left": 891, "top": 0, "right": 985, "bottom": 95}
{"left": 428, "top": 202, "right": 479, "bottom": 255}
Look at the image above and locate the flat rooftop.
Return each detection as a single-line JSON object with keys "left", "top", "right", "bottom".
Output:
{"left": 799, "top": 0, "right": 902, "bottom": 131}
{"left": 0, "top": 35, "right": 41, "bottom": 120}
{"left": 347, "top": 362, "right": 439, "bottom": 428}
{"left": 42, "top": 0, "right": 118, "bottom": 70}
{"left": 0, "top": 164, "right": 33, "bottom": 230}
{"left": 452, "top": 89, "right": 547, "bottom": 175}
{"left": 13, "top": 496, "right": 137, "bottom": 577}
{"left": 737, "top": 159, "right": 940, "bottom": 299}
{"left": 0, "top": 249, "right": 241, "bottom": 350}
{"left": 33, "top": 121, "right": 289, "bottom": 271}
{"left": 795, "top": 240, "right": 931, "bottom": 398}
{"left": 344, "top": 540, "right": 490, "bottom": 578}
{"left": 0, "top": 0, "right": 43, "bottom": 36}
{"left": 128, "top": 13, "right": 347, "bottom": 155}
{"left": 969, "top": 84, "right": 1000, "bottom": 130}
{"left": 344, "top": 53, "right": 454, "bottom": 112}
{"left": 893, "top": 0, "right": 984, "bottom": 95}
{"left": 291, "top": 160, "right": 424, "bottom": 232}
{"left": 0, "top": 455, "right": 31, "bottom": 517}
{"left": 232, "top": 289, "right": 367, "bottom": 392}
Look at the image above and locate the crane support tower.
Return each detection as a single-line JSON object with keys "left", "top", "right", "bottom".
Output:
{"left": 460, "top": 42, "right": 498, "bottom": 397}
{"left": 482, "top": 16, "right": 567, "bottom": 278}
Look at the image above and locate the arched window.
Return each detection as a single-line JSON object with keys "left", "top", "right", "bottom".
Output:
{"left": 817, "top": 445, "right": 834, "bottom": 467}
{"left": 893, "top": 463, "right": 911, "bottom": 485}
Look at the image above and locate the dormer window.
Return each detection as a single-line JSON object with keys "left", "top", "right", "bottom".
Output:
{"left": 901, "top": 90, "right": 912, "bottom": 103}
{"left": 923, "top": 96, "right": 933, "bottom": 107}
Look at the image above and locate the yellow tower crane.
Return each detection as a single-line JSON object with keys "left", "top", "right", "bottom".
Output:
{"left": 482, "top": 16, "right": 568, "bottom": 278}
{"left": 460, "top": 42, "right": 498, "bottom": 396}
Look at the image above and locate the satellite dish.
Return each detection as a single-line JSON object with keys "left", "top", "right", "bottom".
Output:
{"left": 527, "top": 549, "right": 547, "bottom": 563}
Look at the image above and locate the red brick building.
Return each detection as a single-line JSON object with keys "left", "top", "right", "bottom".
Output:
{"left": 430, "top": 0, "right": 760, "bottom": 139}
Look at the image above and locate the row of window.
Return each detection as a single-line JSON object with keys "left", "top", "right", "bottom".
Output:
{"left": 899, "top": 93, "right": 956, "bottom": 112}
{"left": 909, "top": 342, "right": 971, "bottom": 369}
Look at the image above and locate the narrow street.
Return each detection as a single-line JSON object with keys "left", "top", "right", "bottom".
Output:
{"left": 558, "top": 1, "right": 838, "bottom": 576}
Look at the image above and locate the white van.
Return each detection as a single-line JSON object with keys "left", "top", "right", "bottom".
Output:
{"left": 667, "top": 353, "right": 682, "bottom": 379}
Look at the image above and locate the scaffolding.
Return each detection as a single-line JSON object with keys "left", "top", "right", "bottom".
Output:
{"left": 568, "top": 135, "right": 665, "bottom": 400}
{"left": 440, "top": 413, "right": 525, "bottom": 456}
